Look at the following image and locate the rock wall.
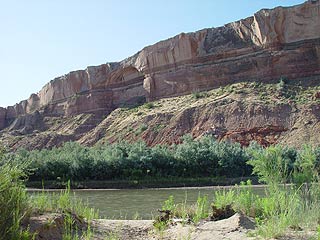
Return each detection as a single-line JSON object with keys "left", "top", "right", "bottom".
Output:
{"left": 0, "top": 107, "right": 6, "bottom": 130}
{"left": 1, "top": 0, "right": 319, "bottom": 130}
{"left": 134, "top": 0, "right": 320, "bottom": 100}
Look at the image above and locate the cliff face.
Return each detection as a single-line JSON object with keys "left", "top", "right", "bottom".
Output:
{"left": 1, "top": 1, "right": 320, "bottom": 150}
{"left": 0, "top": 108, "right": 6, "bottom": 130}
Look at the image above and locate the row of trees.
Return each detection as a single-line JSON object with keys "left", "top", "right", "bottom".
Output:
{"left": 2, "top": 135, "right": 320, "bottom": 182}
{"left": 4, "top": 136, "right": 251, "bottom": 181}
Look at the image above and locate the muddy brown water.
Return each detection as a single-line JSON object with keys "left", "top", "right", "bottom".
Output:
{"left": 29, "top": 186, "right": 265, "bottom": 219}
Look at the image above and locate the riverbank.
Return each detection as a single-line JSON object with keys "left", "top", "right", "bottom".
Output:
{"left": 25, "top": 212, "right": 316, "bottom": 240}
{"left": 91, "top": 215, "right": 317, "bottom": 240}
{"left": 92, "top": 213, "right": 256, "bottom": 240}
{"left": 27, "top": 184, "right": 267, "bottom": 192}
{"left": 26, "top": 176, "right": 258, "bottom": 189}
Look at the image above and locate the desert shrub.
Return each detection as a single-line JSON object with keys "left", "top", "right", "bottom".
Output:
{"left": 135, "top": 124, "right": 148, "bottom": 135}
{"left": 149, "top": 145, "right": 176, "bottom": 177}
{"left": 7, "top": 135, "right": 256, "bottom": 181}
{"left": 192, "top": 91, "right": 209, "bottom": 99}
{"left": 173, "top": 135, "right": 219, "bottom": 177}
{"left": 293, "top": 145, "right": 319, "bottom": 186}
{"left": 277, "top": 78, "right": 286, "bottom": 92}
{"left": 246, "top": 144, "right": 320, "bottom": 238}
{"left": 162, "top": 195, "right": 175, "bottom": 212}
{"left": 214, "top": 188, "right": 236, "bottom": 209}
{"left": 0, "top": 147, "right": 98, "bottom": 239}
{"left": 144, "top": 102, "right": 155, "bottom": 109}
{"left": 158, "top": 194, "right": 209, "bottom": 225}
{"left": 193, "top": 195, "right": 209, "bottom": 223}
{"left": 10, "top": 137, "right": 251, "bottom": 181}
{"left": 173, "top": 135, "right": 250, "bottom": 178}
{"left": 247, "top": 145, "right": 291, "bottom": 187}
{"left": 215, "top": 141, "right": 251, "bottom": 177}
{"left": 0, "top": 155, "right": 30, "bottom": 239}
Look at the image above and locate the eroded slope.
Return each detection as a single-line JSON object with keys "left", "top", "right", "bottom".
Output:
{"left": 1, "top": 81, "right": 319, "bottom": 150}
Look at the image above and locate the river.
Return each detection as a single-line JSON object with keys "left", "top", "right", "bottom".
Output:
{"left": 29, "top": 186, "right": 265, "bottom": 219}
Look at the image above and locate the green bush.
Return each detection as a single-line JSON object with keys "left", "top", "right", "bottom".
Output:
{"left": 6, "top": 135, "right": 252, "bottom": 182}
{"left": 192, "top": 91, "right": 209, "bottom": 99}
{"left": 135, "top": 124, "right": 148, "bottom": 135}
{"left": 245, "top": 145, "right": 320, "bottom": 238}
{"left": 0, "top": 157, "right": 30, "bottom": 239}
{"left": 162, "top": 195, "right": 175, "bottom": 212}
{"left": 247, "top": 145, "right": 290, "bottom": 187}
{"left": 293, "top": 145, "right": 319, "bottom": 186}
{"left": 214, "top": 188, "right": 236, "bottom": 209}
{"left": 193, "top": 195, "right": 209, "bottom": 222}
{"left": 9, "top": 135, "right": 319, "bottom": 184}
{"left": 0, "top": 152, "right": 98, "bottom": 239}
{"left": 144, "top": 102, "right": 155, "bottom": 109}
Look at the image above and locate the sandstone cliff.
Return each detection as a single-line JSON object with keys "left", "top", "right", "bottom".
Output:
{"left": 0, "top": 1, "right": 319, "bottom": 149}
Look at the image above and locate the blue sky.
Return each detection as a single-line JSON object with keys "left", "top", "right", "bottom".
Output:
{"left": 0, "top": 0, "right": 304, "bottom": 107}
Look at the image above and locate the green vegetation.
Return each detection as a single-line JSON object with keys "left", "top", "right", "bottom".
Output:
{"left": 193, "top": 195, "right": 209, "bottom": 223}
{"left": 30, "top": 182, "right": 98, "bottom": 221}
{"left": 0, "top": 149, "right": 98, "bottom": 239}
{"left": 251, "top": 79, "right": 320, "bottom": 104}
{"left": 151, "top": 124, "right": 165, "bottom": 133}
{"left": 192, "top": 91, "right": 209, "bottom": 99}
{"left": 118, "top": 99, "right": 156, "bottom": 114}
{"left": 2, "top": 130, "right": 320, "bottom": 238}
{"left": 3, "top": 134, "right": 320, "bottom": 187}
{"left": 154, "top": 143, "right": 320, "bottom": 238}
{"left": 117, "top": 81, "right": 320, "bottom": 121}
{"left": 244, "top": 144, "right": 320, "bottom": 238}
{"left": 135, "top": 124, "right": 148, "bottom": 135}
{"left": 154, "top": 194, "right": 209, "bottom": 231}
{"left": 144, "top": 102, "right": 155, "bottom": 109}
{"left": 0, "top": 160, "right": 33, "bottom": 239}
{"left": 4, "top": 135, "right": 252, "bottom": 183}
